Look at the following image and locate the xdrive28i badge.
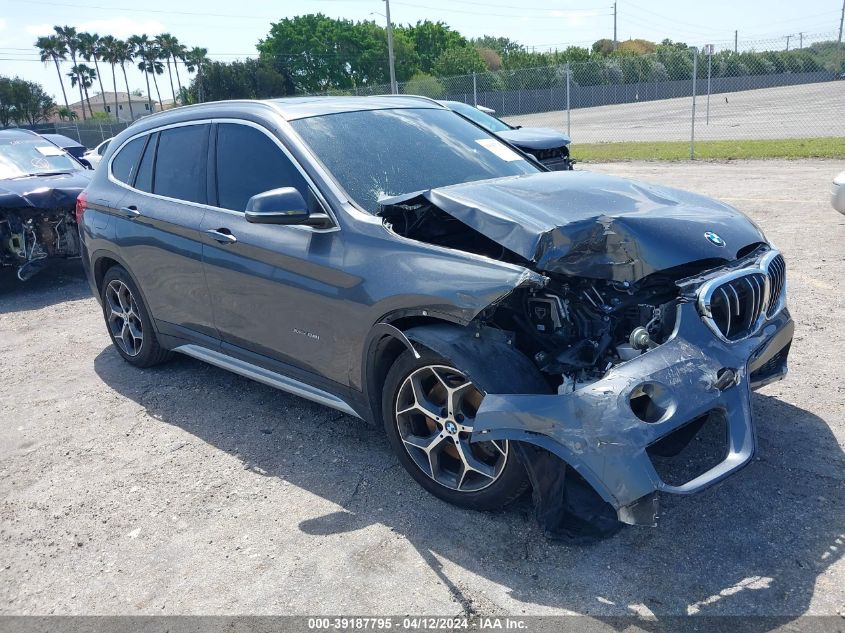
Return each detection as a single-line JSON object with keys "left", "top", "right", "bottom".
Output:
{"left": 704, "top": 231, "right": 726, "bottom": 247}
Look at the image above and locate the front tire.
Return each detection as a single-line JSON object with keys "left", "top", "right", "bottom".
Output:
{"left": 382, "top": 349, "right": 528, "bottom": 511}
{"left": 100, "top": 265, "right": 172, "bottom": 368}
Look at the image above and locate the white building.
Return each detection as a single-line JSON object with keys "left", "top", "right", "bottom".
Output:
{"left": 63, "top": 92, "right": 176, "bottom": 122}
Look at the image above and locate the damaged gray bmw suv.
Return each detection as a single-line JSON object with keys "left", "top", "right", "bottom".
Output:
{"left": 79, "top": 97, "right": 793, "bottom": 536}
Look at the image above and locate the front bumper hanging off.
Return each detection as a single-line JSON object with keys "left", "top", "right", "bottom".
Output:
{"left": 471, "top": 300, "right": 794, "bottom": 526}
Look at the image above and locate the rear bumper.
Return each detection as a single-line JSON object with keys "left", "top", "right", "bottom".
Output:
{"left": 472, "top": 302, "right": 793, "bottom": 525}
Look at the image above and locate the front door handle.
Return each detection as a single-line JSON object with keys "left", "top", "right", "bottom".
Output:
{"left": 206, "top": 228, "right": 237, "bottom": 244}
{"left": 119, "top": 205, "right": 140, "bottom": 219}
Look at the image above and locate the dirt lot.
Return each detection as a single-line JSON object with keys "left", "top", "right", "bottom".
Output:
{"left": 505, "top": 81, "right": 845, "bottom": 143}
{"left": 1, "top": 159, "right": 843, "bottom": 620}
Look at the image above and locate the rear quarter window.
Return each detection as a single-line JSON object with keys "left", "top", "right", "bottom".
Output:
{"left": 110, "top": 136, "right": 146, "bottom": 184}
{"left": 134, "top": 133, "right": 157, "bottom": 193}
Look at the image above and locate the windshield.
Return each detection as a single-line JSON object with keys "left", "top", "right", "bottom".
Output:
{"left": 290, "top": 108, "right": 538, "bottom": 213}
{"left": 445, "top": 101, "right": 511, "bottom": 133}
{"left": 0, "top": 137, "right": 83, "bottom": 180}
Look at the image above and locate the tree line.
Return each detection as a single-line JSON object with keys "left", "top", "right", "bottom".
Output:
{"left": 34, "top": 26, "right": 209, "bottom": 121}
{"left": 191, "top": 14, "right": 845, "bottom": 101}
{"left": 0, "top": 77, "right": 54, "bottom": 127}
{"left": 14, "top": 14, "right": 845, "bottom": 120}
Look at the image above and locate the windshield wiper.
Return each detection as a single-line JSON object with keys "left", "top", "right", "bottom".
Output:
{"left": 10, "top": 171, "right": 74, "bottom": 179}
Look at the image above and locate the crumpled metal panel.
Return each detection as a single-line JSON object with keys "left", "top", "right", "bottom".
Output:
{"left": 379, "top": 171, "right": 767, "bottom": 282}
{"left": 470, "top": 302, "right": 793, "bottom": 524}
{"left": 0, "top": 172, "right": 91, "bottom": 210}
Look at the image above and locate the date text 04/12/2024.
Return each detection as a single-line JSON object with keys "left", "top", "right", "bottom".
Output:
{"left": 307, "top": 617, "right": 528, "bottom": 630}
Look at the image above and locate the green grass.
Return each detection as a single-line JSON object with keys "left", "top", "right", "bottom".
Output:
{"left": 575, "top": 137, "right": 845, "bottom": 162}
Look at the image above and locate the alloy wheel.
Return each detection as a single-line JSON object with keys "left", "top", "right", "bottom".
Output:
{"left": 394, "top": 365, "right": 508, "bottom": 492}
{"left": 105, "top": 279, "right": 144, "bottom": 357}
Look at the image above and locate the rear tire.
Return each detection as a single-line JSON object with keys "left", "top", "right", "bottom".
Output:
{"left": 100, "top": 265, "right": 172, "bottom": 368}
{"left": 382, "top": 349, "right": 528, "bottom": 511}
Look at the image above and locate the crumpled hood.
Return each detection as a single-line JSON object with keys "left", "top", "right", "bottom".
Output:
{"left": 0, "top": 172, "right": 91, "bottom": 210}
{"left": 380, "top": 171, "right": 767, "bottom": 283}
{"left": 497, "top": 127, "right": 571, "bottom": 150}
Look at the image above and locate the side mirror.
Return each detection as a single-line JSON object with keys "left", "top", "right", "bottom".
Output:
{"left": 245, "top": 187, "right": 310, "bottom": 225}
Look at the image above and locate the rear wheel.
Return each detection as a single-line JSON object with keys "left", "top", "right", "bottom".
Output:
{"left": 100, "top": 265, "right": 171, "bottom": 368}
{"left": 382, "top": 350, "right": 528, "bottom": 510}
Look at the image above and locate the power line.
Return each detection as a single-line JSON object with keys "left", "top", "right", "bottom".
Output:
{"left": 12, "top": 0, "right": 611, "bottom": 22}
{"left": 318, "top": 0, "right": 610, "bottom": 10}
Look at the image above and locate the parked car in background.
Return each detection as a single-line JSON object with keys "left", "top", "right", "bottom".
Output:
{"left": 82, "top": 138, "right": 113, "bottom": 169}
{"left": 78, "top": 97, "right": 792, "bottom": 535}
{"left": 832, "top": 171, "right": 845, "bottom": 215}
{"left": 440, "top": 100, "right": 573, "bottom": 171}
{"left": 40, "top": 133, "right": 92, "bottom": 169}
{"left": 0, "top": 129, "right": 91, "bottom": 280}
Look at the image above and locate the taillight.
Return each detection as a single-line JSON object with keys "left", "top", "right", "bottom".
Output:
{"left": 75, "top": 191, "right": 88, "bottom": 224}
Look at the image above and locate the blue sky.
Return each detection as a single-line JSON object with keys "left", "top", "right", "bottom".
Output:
{"left": 1, "top": 0, "right": 842, "bottom": 102}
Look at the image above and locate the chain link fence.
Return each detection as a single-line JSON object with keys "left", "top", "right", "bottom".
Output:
{"left": 330, "top": 33, "right": 845, "bottom": 155}
{"left": 19, "top": 121, "right": 132, "bottom": 149}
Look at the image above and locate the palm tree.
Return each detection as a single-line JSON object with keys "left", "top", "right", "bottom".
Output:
{"left": 54, "top": 25, "right": 85, "bottom": 120}
{"left": 128, "top": 34, "right": 155, "bottom": 113}
{"left": 35, "top": 35, "right": 70, "bottom": 113}
{"left": 140, "top": 44, "right": 165, "bottom": 111}
{"left": 112, "top": 39, "right": 136, "bottom": 120}
{"left": 78, "top": 32, "right": 109, "bottom": 117}
{"left": 98, "top": 35, "right": 122, "bottom": 121}
{"left": 68, "top": 64, "right": 96, "bottom": 117}
{"left": 171, "top": 41, "right": 187, "bottom": 101}
{"left": 57, "top": 106, "right": 78, "bottom": 121}
{"left": 155, "top": 33, "right": 181, "bottom": 104}
{"left": 184, "top": 47, "right": 209, "bottom": 103}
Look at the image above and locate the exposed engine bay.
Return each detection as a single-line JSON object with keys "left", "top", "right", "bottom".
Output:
{"left": 0, "top": 208, "right": 80, "bottom": 281}
{"left": 380, "top": 190, "right": 730, "bottom": 390}
{"left": 485, "top": 276, "right": 680, "bottom": 391}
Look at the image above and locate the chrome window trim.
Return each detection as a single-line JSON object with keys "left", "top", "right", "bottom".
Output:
{"left": 106, "top": 117, "right": 340, "bottom": 234}
{"left": 696, "top": 248, "right": 786, "bottom": 343}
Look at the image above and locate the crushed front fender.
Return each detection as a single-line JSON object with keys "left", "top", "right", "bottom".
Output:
{"left": 471, "top": 301, "right": 794, "bottom": 526}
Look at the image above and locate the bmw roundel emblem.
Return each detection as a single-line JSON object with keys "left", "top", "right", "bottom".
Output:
{"left": 705, "top": 231, "right": 726, "bottom": 247}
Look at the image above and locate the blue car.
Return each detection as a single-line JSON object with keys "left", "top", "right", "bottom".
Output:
{"left": 0, "top": 129, "right": 92, "bottom": 280}
{"left": 441, "top": 100, "right": 573, "bottom": 171}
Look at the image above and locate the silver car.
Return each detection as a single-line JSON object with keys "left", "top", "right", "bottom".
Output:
{"left": 832, "top": 171, "right": 845, "bottom": 215}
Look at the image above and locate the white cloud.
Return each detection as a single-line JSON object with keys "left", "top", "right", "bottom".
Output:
{"left": 76, "top": 17, "right": 164, "bottom": 38}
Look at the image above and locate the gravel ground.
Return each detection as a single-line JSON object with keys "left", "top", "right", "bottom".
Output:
{"left": 505, "top": 81, "right": 845, "bottom": 142}
{"left": 1, "top": 159, "right": 843, "bottom": 619}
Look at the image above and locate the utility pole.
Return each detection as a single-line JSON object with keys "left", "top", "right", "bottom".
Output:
{"left": 690, "top": 47, "right": 697, "bottom": 160}
{"left": 565, "top": 62, "right": 571, "bottom": 137}
{"left": 613, "top": 2, "right": 618, "bottom": 51}
{"left": 785, "top": 34, "right": 791, "bottom": 51}
{"left": 839, "top": 0, "right": 844, "bottom": 43}
{"left": 384, "top": 0, "right": 398, "bottom": 94}
{"left": 734, "top": 30, "right": 738, "bottom": 53}
{"left": 799, "top": 32, "right": 803, "bottom": 49}
{"left": 705, "top": 44, "right": 713, "bottom": 125}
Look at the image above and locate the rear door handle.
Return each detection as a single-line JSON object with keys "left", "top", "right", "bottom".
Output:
{"left": 206, "top": 228, "right": 237, "bottom": 244}
{"left": 119, "top": 205, "right": 140, "bottom": 219}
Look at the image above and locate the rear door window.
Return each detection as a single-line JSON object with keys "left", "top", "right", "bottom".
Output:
{"left": 110, "top": 136, "right": 146, "bottom": 184}
{"left": 214, "top": 123, "right": 310, "bottom": 212}
{"left": 152, "top": 124, "right": 209, "bottom": 204}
